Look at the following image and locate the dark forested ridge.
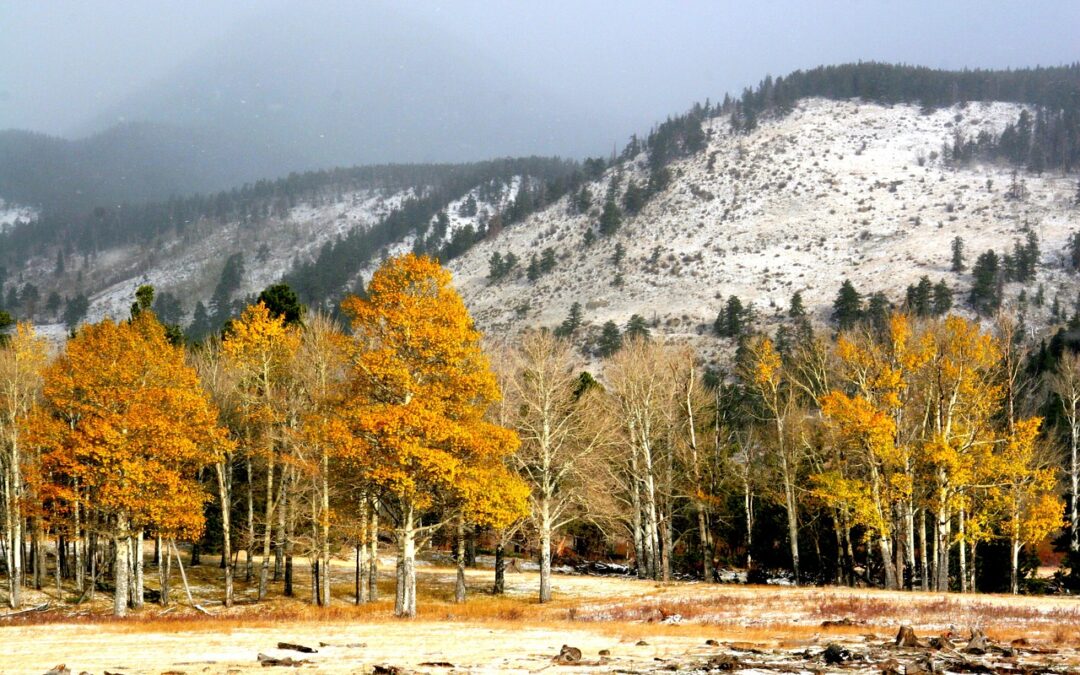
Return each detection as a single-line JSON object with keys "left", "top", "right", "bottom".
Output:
{"left": 723, "top": 62, "right": 1080, "bottom": 172}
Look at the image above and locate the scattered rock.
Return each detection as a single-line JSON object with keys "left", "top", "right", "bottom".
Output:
{"left": 553, "top": 645, "right": 583, "bottom": 664}
{"left": 823, "top": 643, "right": 853, "bottom": 664}
{"left": 927, "top": 635, "right": 954, "bottom": 651}
{"left": 372, "top": 666, "right": 404, "bottom": 675}
{"left": 256, "top": 653, "right": 308, "bottom": 668}
{"left": 880, "top": 657, "right": 902, "bottom": 675}
{"left": 705, "top": 639, "right": 719, "bottom": 646}
{"left": 707, "top": 654, "right": 742, "bottom": 670}
{"left": 636, "top": 640, "right": 649, "bottom": 646}
{"left": 823, "top": 617, "right": 860, "bottom": 627}
{"left": 598, "top": 649, "right": 611, "bottom": 656}
{"left": 276, "top": 642, "right": 317, "bottom": 654}
{"left": 906, "top": 655, "right": 938, "bottom": 674}
{"left": 43, "top": 666, "right": 70, "bottom": 675}
{"left": 417, "top": 662, "right": 454, "bottom": 668}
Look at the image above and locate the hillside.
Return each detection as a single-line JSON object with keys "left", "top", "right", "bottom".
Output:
{"left": 3, "top": 96, "right": 1079, "bottom": 349}
{"left": 450, "top": 98, "right": 1079, "bottom": 350}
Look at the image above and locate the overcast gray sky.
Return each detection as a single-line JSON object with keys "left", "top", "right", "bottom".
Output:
{"left": 2, "top": 1, "right": 1078, "bottom": 149}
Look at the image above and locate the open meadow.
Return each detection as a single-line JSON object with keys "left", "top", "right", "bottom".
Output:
{"left": 4, "top": 557, "right": 1080, "bottom": 674}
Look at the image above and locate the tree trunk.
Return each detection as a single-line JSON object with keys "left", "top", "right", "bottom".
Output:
{"left": 357, "top": 495, "right": 369, "bottom": 603}
{"left": 1072, "top": 412, "right": 1080, "bottom": 552}
{"left": 879, "top": 535, "right": 897, "bottom": 590}
{"left": 284, "top": 475, "right": 295, "bottom": 599}
{"left": 744, "top": 479, "right": 755, "bottom": 571}
{"left": 319, "top": 450, "right": 331, "bottom": 607}
{"left": 958, "top": 508, "right": 968, "bottom": 594}
{"left": 1010, "top": 511, "right": 1021, "bottom": 594}
{"left": 214, "top": 461, "right": 233, "bottom": 607}
{"left": 159, "top": 540, "right": 171, "bottom": 607}
{"left": 74, "top": 496, "right": 83, "bottom": 595}
{"left": 935, "top": 506, "right": 950, "bottom": 592}
{"left": 258, "top": 455, "right": 274, "bottom": 600}
{"left": 493, "top": 541, "right": 506, "bottom": 594}
{"left": 394, "top": 504, "right": 416, "bottom": 618}
{"left": 918, "top": 508, "right": 929, "bottom": 591}
{"left": 113, "top": 515, "right": 130, "bottom": 617}
{"left": 274, "top": 471, "right": 287, "bottom": 582}
{"left": 784, "top": 478, "right": 800, "bottom": 585}
{"left": 6, "top": 467, "right": 21, "bottom": 609}
{"left": 697, "top": 505, "right": 713, "bottom": 582}
{"left": 454, "top": 517, "right": 466, "bottom": 603}
{"left": 539, "top": 496, "right": 553, "bottom": 603}
{"left": 368, "top": 499, "right": 379, "bottom": 601}
{"left": 245, "top": 456, "right": 255, "bottom": 583}
{"left": 132, "top": 529, "right": 144, "bottom": 608}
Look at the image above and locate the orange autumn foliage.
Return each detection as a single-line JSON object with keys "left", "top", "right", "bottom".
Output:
{"left": 339, "top": 254, "right": 525, "bottom": 523}
{"left": 33, "top": 313, "right": 231, "bottom": 539}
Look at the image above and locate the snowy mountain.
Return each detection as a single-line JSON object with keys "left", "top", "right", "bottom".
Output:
{"left": 448, "top": 98, "right": 1078, "bottom": 349}
{"left": 4, "top": 97, "right": 1079, "bottom": 349}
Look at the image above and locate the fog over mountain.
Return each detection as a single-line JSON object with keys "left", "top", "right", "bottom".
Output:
{"left": 1, "top": 1, "right": 1079, "bottom": 208}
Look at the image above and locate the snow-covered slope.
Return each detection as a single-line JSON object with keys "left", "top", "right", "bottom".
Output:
{"left": 449, "top": 99, "right": 1079, "bottom": 347}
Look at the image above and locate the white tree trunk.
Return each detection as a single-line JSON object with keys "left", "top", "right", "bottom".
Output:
{"left": 394, "top": 505, "right": 416, "bottom": 618}
{"left": 539, "top": 497, "right": 552, "bottom": 603}
{"left": 454, "top": 517, "right": 466, "bottom": 604}
{"left": 113, "top": 515, "right": 130, "bottom": 617}
{"left": 215, "top": 461, "right": 233, "bottom": 607}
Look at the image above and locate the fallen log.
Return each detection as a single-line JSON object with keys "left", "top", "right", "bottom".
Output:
{"left": 276, "top": 642, "right": 317, "bottom": 654}
{"left": 2, "top": 602, "right": 50, "bottom": 619}
{"left": 257, "top": 653, "right": 308, "bottom": 667}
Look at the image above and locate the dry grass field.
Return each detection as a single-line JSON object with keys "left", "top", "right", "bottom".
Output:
{"left": 3, "top": 557, "right": 1080, "bottom": 674}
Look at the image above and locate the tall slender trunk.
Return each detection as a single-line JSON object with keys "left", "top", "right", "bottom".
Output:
{"left": 132, "top": 529, "right": 144, "bottom": 608}
{"left": 1010, "top": 505, "right": 1021, "bottom": 594}
{"left": 158, "top": 538, "right": 171, "bottom": 606}
{"left": 1072, "top": 412, "right": 1080, "bottom": 552}
{"left": 744, "top": 478, "right": 755, "bottom": 570}
{"left": 454, "top": 516, "right": 466, "bottom": 603}
{"left": 368, "top": 499, "right": 379, "bottom": 601}
{"left": 935, "top": 506, "right": 950, "bottom": 592}
{"left": 904, "top": 499, "right": 916, "bottom": 590}
{"left": 258, "top": 454, "right": 275, "bottom": 600}
{"left": 783, "top": 471, "right": 800, "bottom": 585}
{"left": 215, "top": 461, "right": 233, "bottom": 607}
{"left": 357, "top": 494, "right": 369, "bottom": 603}
{"left": 74, "top": 494, "right": 83, "bottom": 595}
{"left": 697, "top": 505, "right": 713, "bottom": 582}
{"left": 958, "top": 507, "right": 968, "bottom": 594}
{"left": 245, "top": 456, "right": 255, "bottom": 583}
{"left": 274, "top": 469, "right": 287, "bottom": 582}
{"left": 5, "top": 464, "right": 21, "bottom": 608}
{"left": 539, "top": 496, "right": 552, "bottom": 603}
{"left": 493, "top": 540, "right": 506, "bottom": 594}
{"left": 319, "top": 450, "right": 330, "bottom": 607}
{"left": 394, "top": 503, "right": 416, "bottom": 618}
{"left": 918, "top": 508, "right": 929, "bottom": 591}
{"left": 879, "top": 534, "right": 897, "bottom": 590}
{"left": 113, "top": 514, "right": 130, "bottom": 617}
{"left": 284, "top": 470, "right": 296, "bottom": 598}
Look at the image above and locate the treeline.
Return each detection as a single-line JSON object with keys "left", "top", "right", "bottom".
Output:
{"left": 723, "top": 62, "right": 1080, "bottom": 173}
{"left": 0, "top": 158, "right": 578, "bottom": 269}
{"left": 282, "top": 157, "right": 583, "bottom": 312}
{"left": 3, "top": 254, "right": 1080, "bottom": 624}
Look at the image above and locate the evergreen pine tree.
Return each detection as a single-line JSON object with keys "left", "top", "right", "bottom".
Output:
{"left": 969, "top": 249, "right": 1002, "bottom": 315}
{"left": 625, "top": 314, "right": 650, "bottom": 340}
{"left": 832, "top": 280, "right": 863, "bottom": 330}
{"left": 597, "top": 321, "right": 623, "bottom": 357}
{"left": 788, "top": 291, "right": 805, "bottom": 319}
{"left": 951, "top": 236, "right": 966, "bottom": 272}
{"left": 866, "top": 292, "right": 891, "bottom": 334}
{"left": 932, "top": 280, "right": 953, "bottom": 315}
{"left": 598, "top": 198, "right": 622, "bottom": 236}
{"left": 527, "top": 254, "right": 541, "bottom": 282}
{"left": 554, "top": 302, "right": 583, "bottom": 338}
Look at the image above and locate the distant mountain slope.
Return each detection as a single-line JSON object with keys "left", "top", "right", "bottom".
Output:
{"left": 0, "top": 122, "right": 302, "bottom": 211}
